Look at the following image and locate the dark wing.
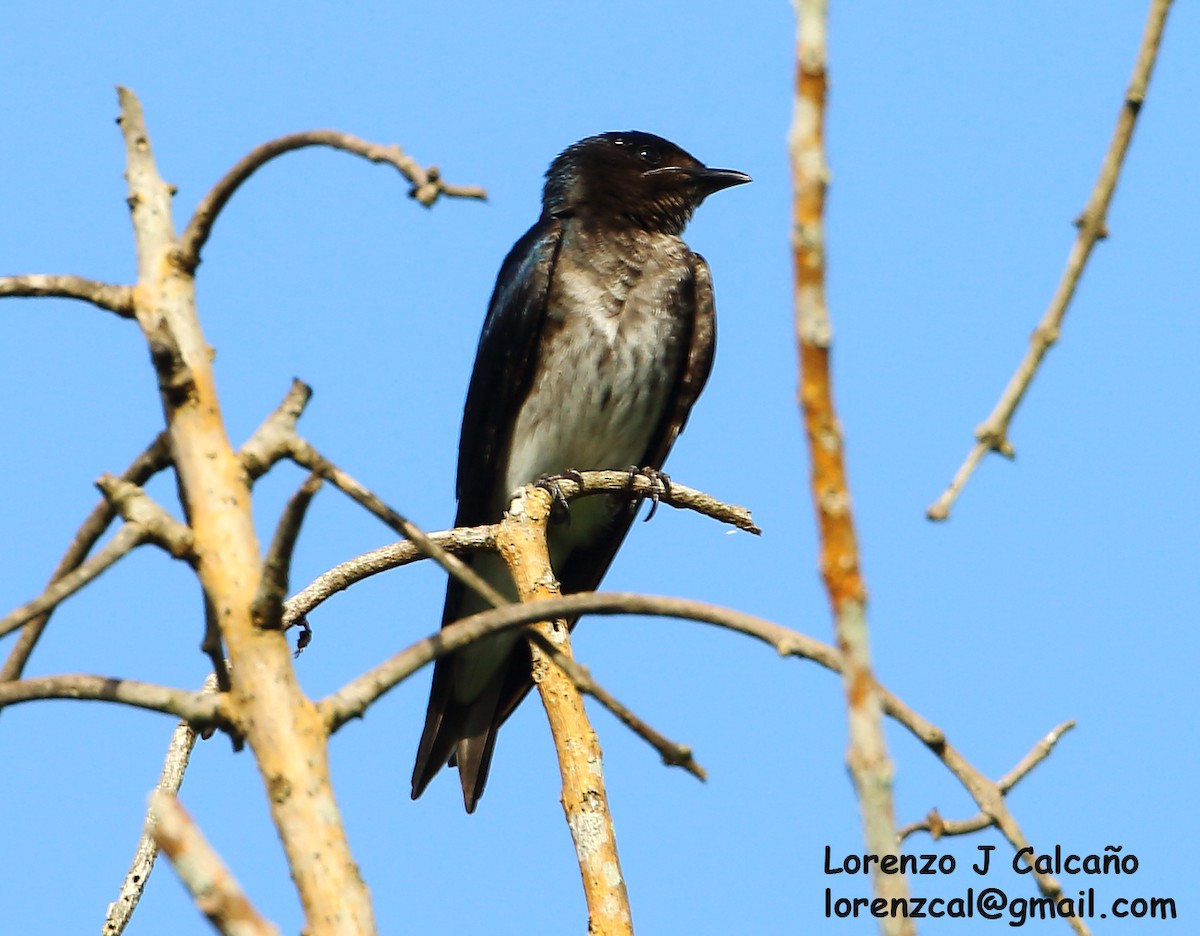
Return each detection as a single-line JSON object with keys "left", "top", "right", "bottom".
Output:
{"left": 411, "top": 217, "right": 563, "bottom": 808}
{"left": 455, "top": 217, "right": 566, "bottom": 528}
{"left": 490, "top": 251, "right": 718, "bottom": 728}
{"left": 636, "top": 252, "right": 717, "bottom": 471}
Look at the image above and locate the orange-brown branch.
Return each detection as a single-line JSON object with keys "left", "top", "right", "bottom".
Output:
{"left": 789, "top": 2, "right": 912, "bottom": 932}
{"left": 799, "top": 344, "right": 866, "bottom": 610}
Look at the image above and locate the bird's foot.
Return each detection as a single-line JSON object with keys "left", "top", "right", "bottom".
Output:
{"left": 534, "top": 470, "right": 583, "bottom": 524}
{"left": 627, "top": 466, "right": 672, "bottom": 522}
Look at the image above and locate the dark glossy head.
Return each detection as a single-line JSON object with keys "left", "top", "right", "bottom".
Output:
{"left": 542, "top": 131, "right": 750, "bottom": 235}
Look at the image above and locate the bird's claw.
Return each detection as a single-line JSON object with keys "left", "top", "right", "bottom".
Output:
{"left": 534, "top": 472, "right": 581, "bottom": 524}
{"left": 627, "top": 466, "right": 672, "bottom": 522}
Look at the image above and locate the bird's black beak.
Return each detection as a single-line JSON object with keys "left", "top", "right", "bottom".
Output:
{"left": 693, "top": 167, "right": 752, "bottom": 194}
{"left": 644, "top": 165, "right": 752, "bottom": 197}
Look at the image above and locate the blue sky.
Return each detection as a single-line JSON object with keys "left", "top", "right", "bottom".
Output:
{"left": 2, "top": 2, "right": 1197, "bottom": 933}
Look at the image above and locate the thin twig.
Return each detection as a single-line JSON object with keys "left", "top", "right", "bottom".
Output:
{"left": 176, "top": 130, "right": 487, "bottom": 272}
{"left": 527, "top": 469, "right": 760, "bottom": 534}
{"left": 876, "top": 693, "right": 1087, "bottom": 934}
{"left": 239, "top": 379, "right": 313, "bottom": 480}
{"left": 289, "top": 437, "right": 510, "bottom": 609}
{"left": 282, "top": 525, "right": 496, "bottom": 629}
{"left": 0, "top": 673, "right": 227, "bottom": 724}
{"left": 102, "top": 674, "right": 220, "bottom": 936}
{"left": 251, "top": 474, "right": 322, "bottom": 630}
{"left": 0, "top": 433, "right": 171, "bottom": 682}
{"left": 149, "top": 792, "right": 282, "bottom": 936}
{"left": 0, "top": 274, "right": 135, "bottom": 317}
{"left": 96, "top": 474, "right": 195, "bottom": 560}
{"left": 320, "top": 592, "right": 834, "bottom": 732}
{"left": 0, "top": 525, "right": 147, "bottom": 638}
{"left": 928, "top": 0, "right": 1175, "bottom": 521}
{"left": 898, "top": 720, "right": 1077, "bottom": 841}
{"left": 525, "top": 629, "right": 706, "bottom": 780}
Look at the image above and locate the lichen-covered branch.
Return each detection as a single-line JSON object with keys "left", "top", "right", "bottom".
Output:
{"left": 494, "top": 487, "right": 633, "bottom": 936}
{"left": 102, "top": 675, "right": 220, "bottom": 936}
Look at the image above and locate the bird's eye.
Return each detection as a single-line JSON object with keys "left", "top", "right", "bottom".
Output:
{"left": 637, "top": 145, "right": 662, "bottom": 167}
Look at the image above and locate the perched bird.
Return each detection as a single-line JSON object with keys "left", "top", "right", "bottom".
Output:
{"left": 412, "top": 131, "right": 749, "bottom": 811}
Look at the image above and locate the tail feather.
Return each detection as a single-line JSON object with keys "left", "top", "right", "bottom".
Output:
{"left": 411, "top": 655, "right": 508, "bottom": 812}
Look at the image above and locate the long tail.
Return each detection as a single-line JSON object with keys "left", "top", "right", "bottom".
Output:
{"left": 410, "top": 655, "right": 508, "bottom": 813}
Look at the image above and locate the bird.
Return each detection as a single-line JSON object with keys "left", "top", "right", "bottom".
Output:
{"left": 411, "top": 131, "right": 750, "bottom": 811}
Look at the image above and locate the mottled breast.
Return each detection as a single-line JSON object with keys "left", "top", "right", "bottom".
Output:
{"left": 503, "top": 227, "right": 695, "bottom": 546}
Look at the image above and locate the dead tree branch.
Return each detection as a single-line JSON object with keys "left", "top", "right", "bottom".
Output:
{"left": 116, "top": 84, "right": 375, "bottom": 933}
{"left": 0, "top": 525, "right": 147, "bottom": 638}
{"left": 928, "top": 0, "right": 1174, "bottom": 521}
{"left": 0, "top": 274, "right": 136, "bottom": 317}
{"left": 149, "top": 792, "right": 282, "bottom": 936}
{"left": 494, "top": 486, "right": 632, "bottom": 935}
{"left": 288, "top": 437, "right": 510, "bottom": 610}
{"left": 899, "top": 720, "right": 1077, "bottom": 842}
{"left": 0, "top": 673, "right": 227, "bottom": 725}
{"left": 251, "top": 473, "right": 323, "bottom": 631}
{"left": 0, "top": 433, "right": 171, "bottom": 682}
{"left": 102, "top": 674, "right": 221, "bottom": 936}
{"left": 177, "top": 130, "right": 487, "bottom": 272}
{"left": 790, "top": 2, "right": 909, "bottom": 929}
{"left": 239, "top": 379, "right": 313, "bottom": 480}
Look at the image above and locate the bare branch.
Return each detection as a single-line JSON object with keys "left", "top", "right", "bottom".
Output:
{"left": 530, "top": 469, "right": 760, "bottom": 534}
{"left": 149, "top": 792, "right": 282, "bottom": 936}
{"left": 279, "top": 465, "right": 756, "bottom": 640}
{"left": 117, "top": 86, "right": 178, "bottom": 286}
{"left": 898, "top": 720, "right": 1077, "bottom": 842}
{"left": 875, "top": 694, "right": 1087, "bottom": 932}
{"left": 317, "top": 577, "right": 1079, "bottom": 920}
{"left": 320, "top": 591, "right": 833, "bottom": 732}
{"left": 282, "top": 524, "right": 496, "bottom": 629}
{"left": 0, "top": 673, "right": 227, "bottom": 725}
{"left": 1, "top": 433, "right": 171, "bottom": 683}
{"left": 0, "top": 524, "right": 147, "bottom": 638}
{"left": 0, "top": 274, "right": 135, "bottom": 317}
{"left": 103, "top": 674, "right": 220, "bottom": 936}
{"left": 239, "top": 379, "right": 313, "bottom": 480}
{"left": 928, "top": 0, "right": 1174, "bottom": 521}
{"left": 252, "top": 474, "right": 322, "bottom": 630}
{"left": 790, "top": 1, "right": 909, "bottom": 928}
{"left": 289, "top": 437, "right": 510, "bottom": 609}
{"left": 116, "top": 86, "right": 375, "bottom": 931}
{"left": 496, "top": 487, "right": 632, "bottom": 934}
{"left": 176, "top": 130, "right": 487, "bottom": 272}
{"left": 96, "top": 474, "right": 195, "bottom": 560}
{"left": 525, "top": 629, "right": 706, "bottom": 781}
